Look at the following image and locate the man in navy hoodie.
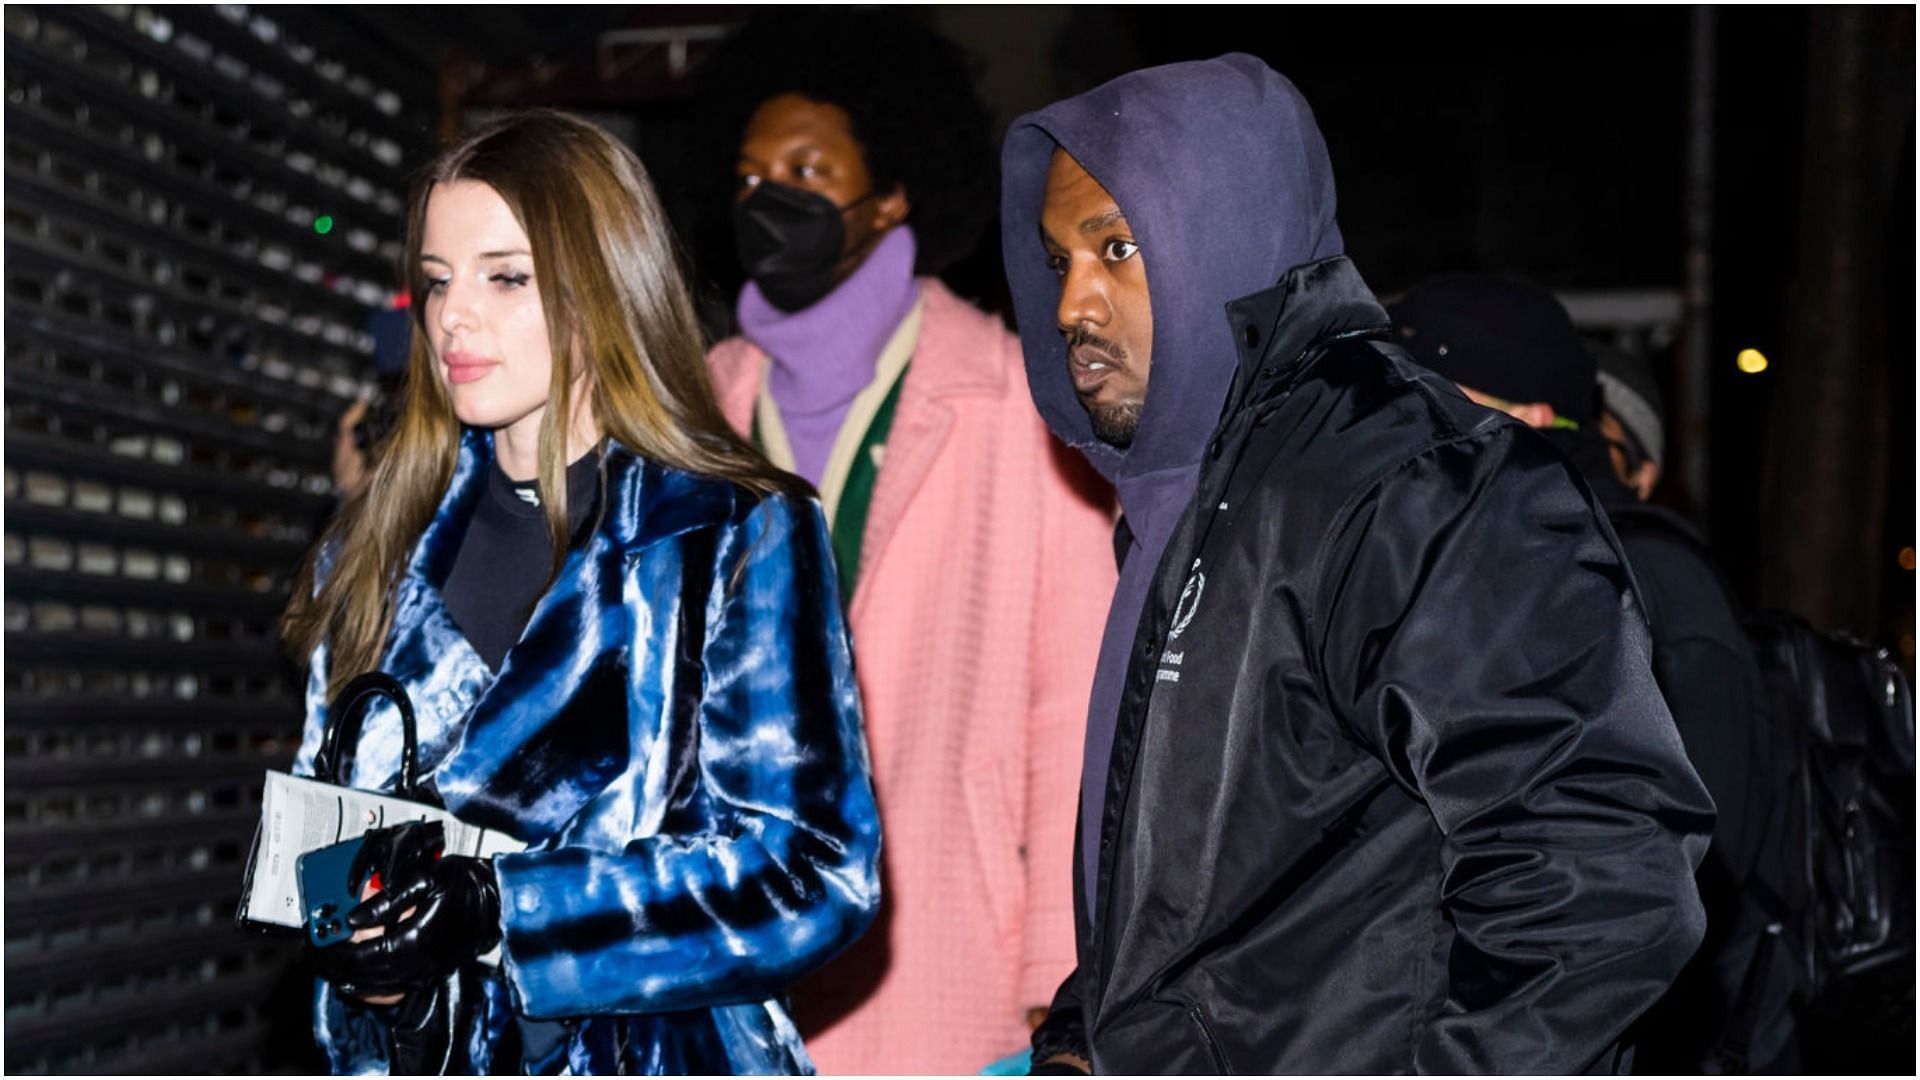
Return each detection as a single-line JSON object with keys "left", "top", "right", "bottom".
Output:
{"left": 1001, "top": 54, "right": 1715, "bottom": 1074}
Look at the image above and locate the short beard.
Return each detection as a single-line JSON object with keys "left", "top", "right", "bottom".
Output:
{"left": 1086, "top": 399, "right": 1141, "bottom": 448}
{"left": 1066, "top": 326, "right": 1142, "bottom": 448}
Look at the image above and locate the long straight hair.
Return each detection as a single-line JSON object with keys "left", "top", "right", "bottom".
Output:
{"left": 284, "top": 110, "right": 801, "bottom": 698}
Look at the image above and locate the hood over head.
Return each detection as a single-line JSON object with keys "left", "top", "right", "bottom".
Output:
{"left": 1001, "top": 53, "right": 1344, "bottom": 500}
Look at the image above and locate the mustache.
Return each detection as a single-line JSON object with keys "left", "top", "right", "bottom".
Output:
{"left": 1064, "top": 326, "right": 1127, "bottom": 362}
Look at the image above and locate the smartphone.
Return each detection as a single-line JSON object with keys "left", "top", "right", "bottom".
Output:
{"left": 297, "top": 835, "right": 368, "bottom": 948}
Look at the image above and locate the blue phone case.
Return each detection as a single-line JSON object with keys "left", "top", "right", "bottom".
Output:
{"left": 297, "top": 835, "right": 368, "bottom": 948}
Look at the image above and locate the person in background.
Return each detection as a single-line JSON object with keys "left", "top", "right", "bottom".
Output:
{"left": 697, "top": 11, "right": 1116, "bottom": 1074}
{"left": 1391, "top": 273, "right": 1790, "bottom": 1071}
{"left": 282, "top": 110, "right": 880, "bottom": 1075}
{"left": 328, "top": 375, "right": 404, "bottom": 502}
{"left": 1002, "top": 56, "right": 1713, "bottom": 1074}
{"left": 1593, "top": 345, "right": 1666, "bottom": 501}
{"left": 330, "top": 303, "right": 412, "bottom": 502}
{"left": 329, "top": 394, "right": 375, "bottom": 501}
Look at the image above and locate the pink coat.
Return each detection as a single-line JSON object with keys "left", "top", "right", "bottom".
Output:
{"left": 708, "top": 280, "right": 1115, "bottom": 1074}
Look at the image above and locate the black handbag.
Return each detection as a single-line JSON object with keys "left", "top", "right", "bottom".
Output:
{"left": 312, "top": 671, "right": 427, "bottom": 801}
{"left": 235, "top": 671, "right": 430, "bottom": 934}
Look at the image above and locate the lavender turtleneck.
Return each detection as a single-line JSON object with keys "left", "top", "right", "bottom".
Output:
{"left": 736, "top": 226, "right": 920, "bottom": 486}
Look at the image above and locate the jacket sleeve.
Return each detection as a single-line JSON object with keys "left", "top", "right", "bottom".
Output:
{"left": 1626, "top": 529, "right": 1771, "bottom": 885}
{"left": 492, "top": 492, "right": 883, "bottom": 1019}
{"left": 1029, "top": 814, "right": 1091, "bottom": 1067}
{"left": 1315, "top": 426, "right": 1715, "bottom": 1074}
{"left": 1029, "top": 966, "right": 1090, "bottom": 1067}
{"left": 1652, "top": 632, "right": 1766, "bottom": 884}
{"left": 1021, "top": 436, "right": 1116, "bottom": 1010}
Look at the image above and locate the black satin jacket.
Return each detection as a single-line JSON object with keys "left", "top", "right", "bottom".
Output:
{"left": 1033, "top": 258, "right": 1715, "bottom": 1074}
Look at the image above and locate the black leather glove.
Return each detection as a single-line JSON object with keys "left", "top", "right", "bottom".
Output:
{"left": 383, "top": 971, "right": 483, "bottom": 1075}
{"left": 310, "top": 822, "right": 502, "bottom": 998}
{"left": 349, "top": 820, "right": 444, "bottom": 907}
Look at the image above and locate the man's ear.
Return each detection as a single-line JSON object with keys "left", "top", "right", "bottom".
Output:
{"left": 871, "top": 182, "right": 910, "bottom": 231}
{"left": 1507, "top": 401, "right": 1558, "bottom": 430}
{"left": 1631, "top": 461, "right": 1660, "bottom": 502}
{"left": 1458, "top": 383, "right": 1557, "bottom": 429}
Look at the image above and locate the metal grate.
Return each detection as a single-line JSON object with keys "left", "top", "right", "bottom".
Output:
{"left": 4, "top": 5, "right": 433, "bottom": 1072}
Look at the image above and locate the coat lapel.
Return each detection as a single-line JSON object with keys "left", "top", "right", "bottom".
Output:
{"left": 394, "top": 435, "right": 737, "bottom": 843}
{"left": 342, "top": 432, "right": 492, "bottom": 795}
{"left": 849, "top": 375, "right": 951, "bottom": 626}
{"left": 847, "top": 281, "right": 1005, "bottom": 625}
{"left": 711, "top": 334, "right": 947, "bottom": 632}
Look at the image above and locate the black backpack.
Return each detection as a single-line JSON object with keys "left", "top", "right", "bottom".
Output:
{"left": 1735, "top": 610, "right": 1915, "bottom": 1067}
{"left": 1605, "top": 501, "right": 1914, "bottom": 1070}
{"left": 1720, "top": 607, "right": 1912, "bottom": 1068}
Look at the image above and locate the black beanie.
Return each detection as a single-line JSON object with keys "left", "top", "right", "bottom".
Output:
{"left": 1386, "top": 274, "right": 1597, "bottom": 426}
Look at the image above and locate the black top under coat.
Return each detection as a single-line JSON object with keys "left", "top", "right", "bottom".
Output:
{"left": 442, "top": 450, "right": 602, "bottom": 671}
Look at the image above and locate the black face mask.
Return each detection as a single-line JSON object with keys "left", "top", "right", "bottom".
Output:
{"left": 733, "top": 182, "right": 873, "bottom": 312}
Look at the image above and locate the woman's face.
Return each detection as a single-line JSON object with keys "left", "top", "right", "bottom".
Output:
{"left": 418, "top": 180, "right": 556, "bottom": 445}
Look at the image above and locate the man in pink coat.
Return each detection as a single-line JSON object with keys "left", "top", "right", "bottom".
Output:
{"left": 699, "top": 13, "right": 1116, "bottom": 1074}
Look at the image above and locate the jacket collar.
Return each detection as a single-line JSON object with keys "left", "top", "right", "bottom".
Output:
{"left": 414, "top": 429, "right": 738, "bottom": 590}
{"left": 1221, "top": 256, "right": 1392, "bottom": 412}
{"left": 704, "top": 279, "right": 1009, "bottom": 623}
{"left": 900, "top": 278, "right": 1009, "bottom": 400}
{"left": 839, "top": 278, "right": 1010, "bottom": 622}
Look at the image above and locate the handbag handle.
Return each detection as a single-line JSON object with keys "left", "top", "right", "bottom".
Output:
{"left": 314, "top": 671, "right": 422, "bottom": 800}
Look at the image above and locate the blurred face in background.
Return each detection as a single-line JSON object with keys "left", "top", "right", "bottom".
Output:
{"left": 331, "top": 396, "right": 372, "bottom": 498}
{"left": 1598, "top": 409, "right": 1662, "bottom": 500}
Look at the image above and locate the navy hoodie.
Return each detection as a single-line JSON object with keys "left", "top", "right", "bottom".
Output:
{"left": 1001, "top": 55, "right": 1346, "bottom": 913}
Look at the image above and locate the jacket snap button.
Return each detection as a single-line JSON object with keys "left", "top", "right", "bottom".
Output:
{"left": 1242, "top": 323, "right": 1260, "bottom": 349}
{"left": 1208, "top": 437, "right": 1223, "bottom": 459}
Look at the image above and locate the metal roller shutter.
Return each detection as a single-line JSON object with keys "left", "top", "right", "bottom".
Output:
{"left": 4, "top": 6, "right": 432, "bottom": 1072}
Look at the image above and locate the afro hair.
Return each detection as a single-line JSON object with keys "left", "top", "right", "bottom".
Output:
{"left": 696, "top": 8, "right": 996, "bottom": 277}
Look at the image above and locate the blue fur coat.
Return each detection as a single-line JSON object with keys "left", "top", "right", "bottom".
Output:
{"left": 292, "top": 430, "right": 882, "bottom": 1074}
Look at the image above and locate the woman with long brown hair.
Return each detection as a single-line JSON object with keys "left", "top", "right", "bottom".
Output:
{"left": 282, "top": 110, "right": 880, "bottom": 1075}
